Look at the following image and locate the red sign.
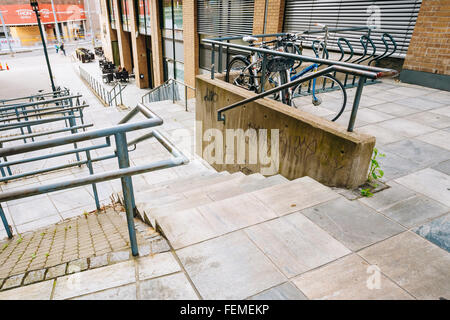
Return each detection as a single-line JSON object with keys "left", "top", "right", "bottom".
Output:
{"left": 0, "top": 4, "right": 86, "bottom": 25}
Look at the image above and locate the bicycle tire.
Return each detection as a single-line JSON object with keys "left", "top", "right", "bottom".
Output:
{"left": 291, "top": 74, "right": 347, "bottom": 122}
{"left": 279, "top": 70, "right": 291, "bottom": 105}
{"left": 284, "top": 42, "right": 303, "bottom": 70}
{"left": 225, "top": 56, "right": 255, "bottom": 91}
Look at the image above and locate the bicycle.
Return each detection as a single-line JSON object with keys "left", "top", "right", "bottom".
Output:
{"left": 225, "top": 25, "right": 347, "bottom": 122}
{"left": 270, "top": 25, "right": 347, "bottom": 121}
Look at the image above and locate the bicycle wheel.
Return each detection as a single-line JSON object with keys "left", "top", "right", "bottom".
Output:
{"left": 284, "top": 42, "right": 302, "bottom": 70}
{"left": 291, "top": 74, "right": 347, "bottom": 122}
{"left": 225, "top": 56, "right": 255, "bottom": 91}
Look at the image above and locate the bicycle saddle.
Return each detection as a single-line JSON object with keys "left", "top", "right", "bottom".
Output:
{"left": 243, "top": 36, "right": 258, "bottom": 43}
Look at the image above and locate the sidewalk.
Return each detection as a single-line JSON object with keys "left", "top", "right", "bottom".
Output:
{"left": 0, "top": 51, "right": 448, "bottom": 300}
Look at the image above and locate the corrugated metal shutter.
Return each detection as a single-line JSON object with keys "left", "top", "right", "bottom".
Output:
{"left": 283, "top": 0, "right": 422, "bottom": 58}
{"left": 198, "top": 0, "right": 255, "bottom": 37}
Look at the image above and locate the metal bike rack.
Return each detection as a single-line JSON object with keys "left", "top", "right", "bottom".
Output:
{"left": 203, "top": 34, "right": 398, "bottom": 132}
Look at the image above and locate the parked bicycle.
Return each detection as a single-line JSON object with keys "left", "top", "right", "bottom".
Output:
{"left": 225, "top": 24, "right": 347, "bottom": 122}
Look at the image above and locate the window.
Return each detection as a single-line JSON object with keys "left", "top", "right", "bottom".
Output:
{"left": 121, "top": 0, "right": 132, "bottom": 32}
{"left": 197, "top": 0, "right": 255, "bottom": 71}
{"left": 108, "top": 0, "right": 116, "bottom": 29}
{"left": 138, "top": 0, "right": 151, "bottom": 35}
{"left": 160, "top": 0, "right": 184, "bottom": 81}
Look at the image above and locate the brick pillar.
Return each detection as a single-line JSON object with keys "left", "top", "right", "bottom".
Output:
{"left": 128, "top": 0, "right": 149, "bottom": 88}
{"left": 149, "top": 0, "right": 164, "bottom": 86}
{"left": 112, "top": 0, "right": 133, "bottom": 71}
{"left": 183, "top": 0, "right": 198, "bottom": 98}
{"left": 99, "top": 0, "right": 116, "bottom": 63}
{"left": 400, "top": 0, "right": 450, "bottom": 90}
{"left": 253, "top": 0, "right": 285, "bottom": 35}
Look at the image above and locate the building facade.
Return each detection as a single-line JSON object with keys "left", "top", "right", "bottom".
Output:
{"left": 99, "top": 0, "right": 447, "bottom": 91}
{"left": 0, "top": 0, "right": 88, "bottom": 47}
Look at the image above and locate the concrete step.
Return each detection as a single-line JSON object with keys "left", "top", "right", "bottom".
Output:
{"left": 141, "top": 173, "right": 276, "bottom": 222}
{"left": 155, "top": 176, "right": 341, "bottom": 249}
{"left": 134, "top": 172, "right": 243, "bottom": 203}
{"left": 133, "top": 172, "right": 247, "bottom": 221}
{"left": 129, "top": 172, "right": 243, "bottom": 223}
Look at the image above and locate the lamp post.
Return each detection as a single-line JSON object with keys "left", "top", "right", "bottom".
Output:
{"left": 30, "top": 0, "right": 56, "bottom": 92}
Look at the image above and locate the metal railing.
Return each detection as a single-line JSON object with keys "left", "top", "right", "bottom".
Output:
{"left": 79, "top": 66, "right": 126, "bottom": 107}
{"left": 203, "top": 27, "right": 397, "bottom": 90}
{"left": 203, "top": 34, "right": 398, "bottom": 132}
{"left": 0, "top": 89, "right": 71, "bottom": 106}
{"left": 0, "top": 102, "right": 189, "bottom": 256}
{"left": 0, "top": 95, "right": 88, "bottom": 144}
{"left": 141, "top": 78, "right": 196, "bottom": 112}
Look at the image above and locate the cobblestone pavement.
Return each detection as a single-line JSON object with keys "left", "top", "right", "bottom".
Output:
{"left": 0, "top": 204, "right": 169, "bottom": 293}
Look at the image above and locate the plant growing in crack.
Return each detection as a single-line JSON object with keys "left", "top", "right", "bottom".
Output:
{"left": 368, "top": 148, "right": 385, "bottom": 182}
{"left": 360, "top": 148, "right": 385, "bottom": 197}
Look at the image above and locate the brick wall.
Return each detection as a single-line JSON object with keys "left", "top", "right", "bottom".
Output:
{"left": 183, "top": 0, "right": 198, "bottom": 98}
{"left": 403, "top": 0, "right": 450, "bottom": 76}
{"left": 253, "top": 0, "right": 285, "bottom": 35}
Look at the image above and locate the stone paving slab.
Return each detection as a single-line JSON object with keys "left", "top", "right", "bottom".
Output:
{"left": 358, "top": 181, "right": 417, "bottom": 211}
{"left": 376, "top": 118, "right": 435, "bottom": 138}
{"left": 381, "top": 195, "right": 449, "bottom": 228}
{"left": 382, "top": 139, "right": 450, "bottom": 167}
{"left": 301, "top": 197, "right": 405, "bottom": 251}
{"left": 53, "top": 260, "right": 136, "bottom": 300}
{"left": 395, "top": 168, "right": 450, "bottom": 207}
{"left": 414, "top": 214, "right": 450, "bottom": 252}
{"left": 252, "top": 177, "right": 340, "bottom": 216}
{"left": 72, "top": 283, "right": 137, "bottom": 300}
{"left": 177, "top": 231, "right": 286, "bottom": 300}
{"left": 359, "top": 232, "right": 450, "bottom": 300}
{"left": 139, "top": 272, "right": 198, "bottom": 300}
{"left": 292, "top": 254, "right": 414, "bottom": 300}
{"left": 244, "top": 212, "right": 350, "bottom": 277}
{"left": 137, "top": 251, "right": 181, "bottom": 281}
{"left": 248, "top": 282, "right": 307, "bottom": 300}
{"left": 432, "top": 160, "right": 450, "bottom": 175}
{"left": 405, "top": 111, "right": 450, "bottom": 130}
{"left": 158, "top": 193, "right": 278, "bottom": 249}
{"left": 377, "top": 151, "right": 424, "bottom": 180}
{"left": 0, "top": 279, "right": 54, "bottom": 300}
{"left": 417, "top": 130, "right": 450, "bottom": 151}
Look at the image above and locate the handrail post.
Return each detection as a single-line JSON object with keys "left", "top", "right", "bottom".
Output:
{"left": 211, "top": 43, "right": 215, "bottom": 80}
{"left": 120, "top": 85, "right": 123, "bottom": 106}
{"left": 115, "top": 132, "right": 139, "bottom": 256}
{"left": 172, "top": 80, "right": 175, "bottom": 104}
{"left": 218, "top": 44, "right": 223, "bottom": 73}
{"left": 0, "top": 204, "right": 12, "bottom": 238}
{"left": 347, "top": 76, "right": 366, "bottom": 132}
{"left": 85, "top": 150, "right": 100, "bottom": 211}
{"left": 185, "top": 85, "right": 188, "bottom": 112}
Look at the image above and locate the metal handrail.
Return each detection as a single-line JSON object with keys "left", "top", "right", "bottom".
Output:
{"left": 0, "top": 94, "right": 81, "bottom": 111}
{"left": 0, "top": 90, "right": 70, "bottom": 104}
{"left": 79, "top": 66, "right": 126, "bottom": 107}
{"left": 0, "top": 102, "right": 189, "bottom": 256}
{"left": 141, "top": 78, "right": 196, "bottom": 112}
{"left": 217, "top": 65, "right": 374, "bottom": 131}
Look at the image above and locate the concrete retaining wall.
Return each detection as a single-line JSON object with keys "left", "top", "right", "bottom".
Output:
{"left": 195, "top": 74, "right": 376, "bottom": 188}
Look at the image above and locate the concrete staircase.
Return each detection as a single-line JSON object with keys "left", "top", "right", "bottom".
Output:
{"left": 116, "top": 159, "right": 342, "bottom": 251}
